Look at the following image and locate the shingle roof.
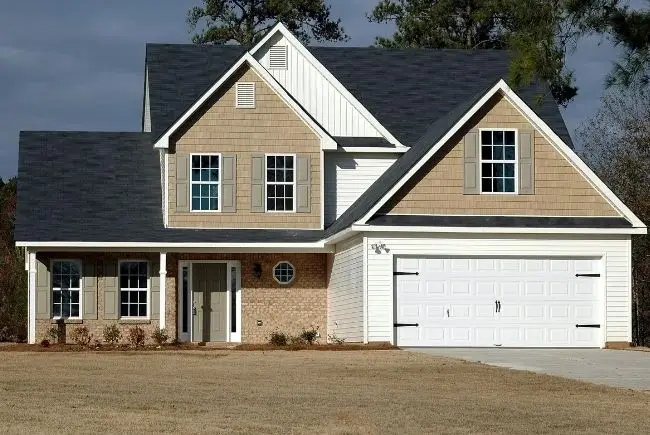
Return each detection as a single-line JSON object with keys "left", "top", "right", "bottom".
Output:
{"left": 15, "top": 131, "right": 323, "bottom": 243}
{"left": 367, "top": 215, "right": 632, "bottom": 229}
{"left": 146, "top": 44, "right": 246, "bottom": 140}
{"left": 147, "top": 45, "right": 573, "bottom": 148}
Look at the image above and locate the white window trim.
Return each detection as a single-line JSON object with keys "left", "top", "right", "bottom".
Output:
{"left": 118, "top": 259, "right": 151, "bottom": 320}
{"left": 50, "top": 259, "right": 83, "bottom": 320}
{"left": 272, "top": 261, "right": 296, "bottom": 285}
{"left": 264, "top": 153, "right": 297, "bottom": 213}
{"left": 235, "top": 82, "right": 256, "bottom": 109}
{"left": 189, "top": 153, "right": 222, "bottom": 213}
{"left": 479, "top": 128, "right": 518, "bottom": 195}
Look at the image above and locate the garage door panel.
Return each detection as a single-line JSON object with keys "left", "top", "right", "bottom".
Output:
{"left": 395, "top": 256, "right": 601, "bottom": 347}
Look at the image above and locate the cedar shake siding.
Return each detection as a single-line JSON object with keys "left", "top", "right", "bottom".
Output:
{"left": 34, "top": 252, "right": 326, "bottom": 344}
{"left": 381, "top": 95, "right": 620, "bottom": 217}
{"left": 167, "top": 65, "right": 321, "bottom": 229}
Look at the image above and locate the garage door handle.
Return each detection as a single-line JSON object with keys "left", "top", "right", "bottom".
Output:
{"left": 394, "top": 323, "right": 419, "bottom": 327}
{"left": 576, "top": 273, "right": 600, "bottom": 277}
{"left": 575, "top": 324, "right": 600, "bottom": 328}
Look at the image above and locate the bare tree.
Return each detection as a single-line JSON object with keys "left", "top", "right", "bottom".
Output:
{"left": 580, "top": 89, "right": 650, "bottom": 345}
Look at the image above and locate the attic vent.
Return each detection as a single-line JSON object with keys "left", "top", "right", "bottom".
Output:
{"left": 235, "top": 82, "right": 255, "bottom": 108}
{"left": 269, "top": 45, "right": 288, "bottom": 70}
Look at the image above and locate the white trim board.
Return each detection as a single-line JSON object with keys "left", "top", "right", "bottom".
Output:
{"left": 352, "top": 224, "right": 646, "bottom": 235}
{"left": 355, "top": 79, "right": 646, "bottom": 230}
{"left": 250, "top": 22, "right": 404, "bottom": 148}
{"left": 153, "top": 52, "right": 336, "bottom": 150}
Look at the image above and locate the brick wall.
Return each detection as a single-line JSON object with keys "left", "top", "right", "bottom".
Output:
{"left": 381, "top": 95, "right": 619, "bottom": 217}
{"left": 34, "top": 252, "right": 327, "bottom": 344}
{"left": 167, "top": 65, "right": 321, "bottom": 229}
{"left": 35, "top": 252, "right": 175, "bottom": 344}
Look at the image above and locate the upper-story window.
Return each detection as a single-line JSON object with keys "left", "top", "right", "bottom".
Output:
{"left": 52, "top": 260, "right": 82, "bottom": 318}
{"left": 480, "top": 130, "right": 516, "bottom": 193}
{"left": 191, "top": 154, "right": 220, "bottom": 211}
{"left": 266, "top": 155, "right": 295, "bottom": 212}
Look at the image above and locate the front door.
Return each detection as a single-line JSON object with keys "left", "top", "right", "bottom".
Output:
{"left": 192, "top": 263, "right": 228, "bottom": 342}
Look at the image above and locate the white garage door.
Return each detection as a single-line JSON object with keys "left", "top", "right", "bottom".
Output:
{"left": 395, "top": 257, "right": 602, "bottom": 347}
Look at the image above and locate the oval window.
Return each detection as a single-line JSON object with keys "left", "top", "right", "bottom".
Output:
{"left": 273, "top": 261, "right": 295, "bottom": 284}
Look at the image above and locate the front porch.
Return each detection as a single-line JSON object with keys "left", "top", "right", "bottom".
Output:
{"left": 27, "top": 251, "right": 328, "bottom": 344}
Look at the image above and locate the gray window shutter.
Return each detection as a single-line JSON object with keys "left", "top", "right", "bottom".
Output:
{"left": 296, "top": 155, "right": 311, "bottom": 213}
{"left": 251, "top": 154, "right": 265, "bottom": 213}
{"left": 35, "top": 258, "right": 50, "bottom": 319}
{"left": 104, "top": 260, "right": 119, "bottom": 320}
{"left": 83, "top": 261, "right": 97, "bottom": 319}
{"left": 176, "top": 154, "right": 189, "bottom": 212}
{"left": 150, "top": 260, "right": 160, "bottom": 320}
{"left": 518, "top": 130, "right": 535, "bottom": 195}
{"left": 463, "top": 130, "right": 480, "bottom": 194}
{"left": 221, "top": 155, "right": 237, "bottom": 213}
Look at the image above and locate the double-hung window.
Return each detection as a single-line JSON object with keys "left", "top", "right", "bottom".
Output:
{"left": 480, "top": 129, "right": 517, "bottom": 193}
{"left": 119, "top": 261, "right": 149, "bottom": 318}
{"left": 266, "top": 155, "right": 295, "bottom": 212}
{"left": 191, "top": 154, "right": 220, "bottom": 211}
{"left": 52, "top": 260, "right": 81, "bottom": 318}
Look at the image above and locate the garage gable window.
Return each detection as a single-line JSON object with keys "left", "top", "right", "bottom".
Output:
{"left": 480, "top": 129, "right": 516, "bottom": 193}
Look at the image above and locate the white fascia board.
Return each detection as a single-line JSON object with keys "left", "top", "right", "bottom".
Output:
{"left": 321, "top": 227, "right": 358, "bottom": 245}
{"left": 351, "top": 224, "right": 646, "bottom": 235}
{"left": 333, "top": 147, "right": 408, "bottom": 154}
{"left": 152, "top": 52, "right": 336, "bottom": 151}
{"left": 15, "top": 241, "right": 334, "bottom": 251}
{"left": 250, "top": 22, "right": 405, "bottom": 148}
{"left": 356, "top": 79, "right": 647, "bottom": 229}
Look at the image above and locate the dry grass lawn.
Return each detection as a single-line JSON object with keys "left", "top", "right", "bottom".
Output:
{"left": 1, "top": 350, "right": 649, "bottom": 434}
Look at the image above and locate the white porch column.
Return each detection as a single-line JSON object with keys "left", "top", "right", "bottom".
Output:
{"left": 27, "top": 251, "right": 36, "bottom": 344}
{"left": 159, "top": 252, "right": 167, "bottom": 330}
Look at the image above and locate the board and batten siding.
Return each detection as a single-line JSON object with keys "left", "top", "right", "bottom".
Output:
{"left": 364, "top": 233, "right": 631, "bottom": 346}
{"left": 324, "top": 153, "right": 397, "bottom": 225}
{"left": 255, "top": 34, "right": 383, "bottom": 138}
{"left": 327, "top": 235, "right": 365, "bottom": 342}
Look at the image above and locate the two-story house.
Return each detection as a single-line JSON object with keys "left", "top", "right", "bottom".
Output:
{"left": 16, "top": 23, "right": 646, "bottom": 348}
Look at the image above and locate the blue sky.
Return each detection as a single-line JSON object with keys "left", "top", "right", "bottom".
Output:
{"left": 0, "top": 0, "right": 626, "bottom": 179}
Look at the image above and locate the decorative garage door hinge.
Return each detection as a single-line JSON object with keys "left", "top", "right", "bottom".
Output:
{"left": 393, "top": 271, "right": 419, "bottom": 276}
{"left": 394, "top": 323, "right": 419, "bottom": 327}
{"left": 575, "top": 273, "right": 600, "bottom": 277}
{"left": 575, "top": 324, "right": 601, "bottom": 328}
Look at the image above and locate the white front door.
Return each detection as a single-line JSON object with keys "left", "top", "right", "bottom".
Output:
{"left": 395, "top": 257, "right": 602, "bottom": 347}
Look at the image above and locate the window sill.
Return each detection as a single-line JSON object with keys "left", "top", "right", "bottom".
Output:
{"left": 118, "top": 319, "right": 151, "bottom": 325}
{"left": 50, "top": 319, "right": 83, "bottom": 324}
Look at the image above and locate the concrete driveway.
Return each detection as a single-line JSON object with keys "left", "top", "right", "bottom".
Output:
{"left": 408, "top": 348, "right": 650, "bottom": 391}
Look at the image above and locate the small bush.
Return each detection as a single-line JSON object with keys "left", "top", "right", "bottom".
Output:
{"left": 40, "top": 339, "right": 50, "bottom": 347}
{"left": 127, "top": 326, "right": 146, "bottom": 347}
{"left": 102, "top": 324, "right": 121, "bottom": 345}
{"left": 299, "top": 326, "right": 319, "bottom": 345}
{"left": 151, "top": 328, "right": 169, "bottom": 345}
{"left": 268, "top": 331, "right": 289, "bottom": 346}
{"left": 70, "top": 326, "right": 93, "bottom": 346}
{"left": 93, "top": 339, "right": 102, "bottom": 348}
{"left": 328, "top": 333, "right": 346, "bottom": 345}
{"left": 46, "top": 327, "right": 64, "bottom": 344}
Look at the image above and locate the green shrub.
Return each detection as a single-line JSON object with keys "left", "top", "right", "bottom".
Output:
{"left": 299, "top": 326, "right": 319, "bottom": 345}
{"left": 151, "top": 328, "right": 169, "bottom": 345}
{"left": 70, "top": 326, "right": 93, "bottom": 346}
{"left": 127, "top": 326, "right": 146, "bottom": 347}
{"left": 46, "top": 327, "right": 64, "bottom": 344}
{"left": 102, "top": 324, "right": 121, "bottom": 345}
{"left": 269, "top": 331, "right": 289, "bottom": 346}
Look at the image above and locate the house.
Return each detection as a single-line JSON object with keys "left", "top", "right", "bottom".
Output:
{"left": 15, "top": 23, "right": 646, "bottom": 348}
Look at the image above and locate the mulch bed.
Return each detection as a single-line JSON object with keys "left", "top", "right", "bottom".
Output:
{"left": 0, "top": 342, "right": 397, "bottom": 352}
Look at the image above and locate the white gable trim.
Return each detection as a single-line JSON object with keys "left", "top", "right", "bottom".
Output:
{"left": 356, "top": 79, "right": 646, "bottom": 229}
{"left": 250, "top": 23, "right": 404, "bottom": 147}
{"left": 153, "top": 52, "right": 336, "bottom": 150}
{"left": 351, "top": 224, "right": 646, "bottom": 235}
